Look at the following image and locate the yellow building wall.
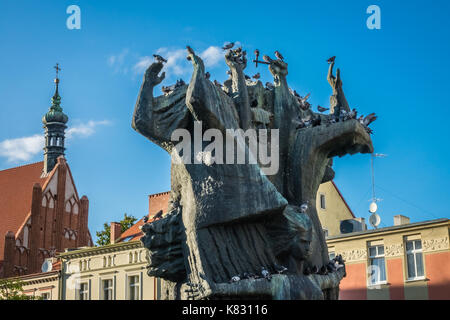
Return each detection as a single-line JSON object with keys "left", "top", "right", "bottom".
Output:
{"left": 317, "top": 181, "right": 354, "bottom": 237}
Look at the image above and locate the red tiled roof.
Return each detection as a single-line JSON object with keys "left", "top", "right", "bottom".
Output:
{"left": 51, "top": 260, "right": 61, "bottom": 271}
{"left": 117, "top": 191, "right": 170, "bottom": 242}
{"left": 0, "top": 162, "right": 49, "bottom": 260}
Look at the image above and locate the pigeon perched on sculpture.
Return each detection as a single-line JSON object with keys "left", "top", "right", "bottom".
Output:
{"left": 153, "top": 54, "right": 167, "bottom": 63}
{"left": 317, "top": 105, "right": 329, "bottom": 113}
{"left": 222, "top": 42, "right": 234, "bottom": 50}
{"left": 275, "top": 50, "right": 284, "bottom": 61}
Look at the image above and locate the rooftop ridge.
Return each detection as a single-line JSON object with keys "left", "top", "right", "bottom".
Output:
{"left": 148, "top": 191, "right": 170, "bottom": 198}
{"left": 0, "top": 161, "right": 44, "bottom": 174}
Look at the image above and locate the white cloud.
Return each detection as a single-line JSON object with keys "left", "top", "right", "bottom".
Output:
{"left": 132, "top": 46, "right": 225, "bottom": 78}
{"left": 66, "top": 120, "right": 112, "bottom": 139}
{"left": 133, "top": 48, "right": 190, "bottom": 77}
{"left": 133, "top": 56, "right": 154, "bottom": 74}
{"left": 162, "top": 48, "right": 191, "bottom": 76}
{"left": 200, "top": 46, "right": 222, "bottom": 68}
{"left": 0, "top": 135, "right": 45, "bottom": 162}
{"left": 0, "top": 120, "right": 111, "bottom": 163}
{"left": 107, "top": 49, "right": 129, "bottom": 74}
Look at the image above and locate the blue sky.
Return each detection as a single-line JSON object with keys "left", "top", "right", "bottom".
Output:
{"left": 1, "top": 0, "right": 449, "bottom": 239}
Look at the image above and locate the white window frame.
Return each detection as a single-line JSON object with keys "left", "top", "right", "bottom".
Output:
{"left": 41, "top": 291, "right": 51, "bottom": 300}
{"left": 100, "top": 278, "right": 114, "bottom": 300}
{"left": 126, "top": 273, "right": 142, "bottom": 300}
{"left": 368, "top": 244, "right": 387, "bottom": 286}
{"left": 77, "top": 281, "right": 89, "bottom": 300}
{"left": 405, "top": 239, "right": 425, "bottom": 281}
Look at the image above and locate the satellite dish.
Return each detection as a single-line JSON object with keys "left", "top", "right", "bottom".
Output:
{"left": 369, "top": 201, "right": 378, "bottom": 213}
{"left": 41, "top": 259, "right": 53, "bottom": 273}
{"left": 369, "top": 213, "right": 381, "bottom": 229}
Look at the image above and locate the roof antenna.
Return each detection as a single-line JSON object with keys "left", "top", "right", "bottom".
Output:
{"left": 369, "top": 153, "right": 387, "bottom": 228}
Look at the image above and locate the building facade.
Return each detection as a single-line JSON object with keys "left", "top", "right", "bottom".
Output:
{"left": 327, "top": 217, "right": 450, "bottom": 300}
{"left": 20, "top": 259, "right": 61, "bottom": 300}
{"left": 56, "top": 191, "right": 171, "bottom": 300}
{"left": 59, "top": 241, "right": 159, "bottom": 300}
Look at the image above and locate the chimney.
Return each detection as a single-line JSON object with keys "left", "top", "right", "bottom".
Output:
{"left": 78, "top": 196, "right": 89, "bottom": 246}
{"left": 394, "top": 215, "right": 410, "bottom": 226}
{"left": 110, "top": 222, "right": 122, "bottom": 244}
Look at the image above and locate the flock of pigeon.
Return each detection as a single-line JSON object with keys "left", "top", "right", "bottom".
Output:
{"left": 293, "top": 104, "right": 378, "bottom": 135}
{"left": 152, "top": 45, "right": 377, "bottom": 135}
{"left": 161, "top": 79, "right": 186, "bottom": 95}
{"left": 289, "top": 56, "right": 377, "bottom": 134}
{"left": 227, "top": 255, "right": 345, "bottom": 284}
{"left": 225, "top": 45, "right": 247, "bottom": 65}
{"left": 304, "top": 254, "right": 346, "bottom": 276}
{"left": 228, "top": 265, "right": 286, "bottom": 283}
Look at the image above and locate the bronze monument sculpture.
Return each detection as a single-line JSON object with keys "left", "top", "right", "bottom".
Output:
{"left": 132, "top": 45, "right": 375, "bottom": 299}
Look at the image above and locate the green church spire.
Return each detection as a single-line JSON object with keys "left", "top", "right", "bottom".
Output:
{"left": 42, "top": 63, "right": 69, "bottom": 174}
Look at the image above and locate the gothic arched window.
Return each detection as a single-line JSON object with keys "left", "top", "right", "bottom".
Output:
{"left": 23, "top": 226, "right": 29, "bottom": 248}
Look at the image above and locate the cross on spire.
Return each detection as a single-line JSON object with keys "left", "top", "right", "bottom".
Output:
{"left": 53, "top": 63, "right": 61, "bottom": 95}
{"left": 53, "top": 63, "right": 61, "bottom": 87}
{"left": 54, "top": 63, "right": 61, "bottom": 79}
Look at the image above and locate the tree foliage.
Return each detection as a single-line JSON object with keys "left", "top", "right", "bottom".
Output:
{"left": 95, "top": 213, "right": 137, "bottom": 246}
{"left": 0, "top": 278, "right": 42, "bottom": 300}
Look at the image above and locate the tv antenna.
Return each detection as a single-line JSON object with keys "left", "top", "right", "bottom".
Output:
{"left": 369, "top": 153, "right": 387, "bottom": 228}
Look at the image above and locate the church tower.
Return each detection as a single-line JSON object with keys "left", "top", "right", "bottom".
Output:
{"left": 42, "top": 64, "right": 68, "bottom": 175}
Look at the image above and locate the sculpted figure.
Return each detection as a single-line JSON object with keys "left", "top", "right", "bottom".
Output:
{"left": 327, "top": 60, "right": 351, "bottom": 116}
{"left": 266, "top": 205, "right": 313, "bottom": 274}
{"left": 133, "top": 46, "right": 375, "bottom": 300}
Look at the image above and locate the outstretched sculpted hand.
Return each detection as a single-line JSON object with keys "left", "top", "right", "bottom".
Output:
{"left": 327, "top": 61, "right": 342, "bottom": 89}
{"left": 144, "top": 62, "right": 165, "bottom": 86}
{"left": 186, "top": 46, "right": 206, "bottom": 74}
{"left": 268, "top": 58, "right": 288, "bottom": 79}
{"left": 225, "top": 48, "right": 247, "bottom": 71}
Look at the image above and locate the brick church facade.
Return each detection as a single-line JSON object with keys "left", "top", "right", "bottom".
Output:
{"left": 0, "top": 70, "right": 92, "bottom": 278}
